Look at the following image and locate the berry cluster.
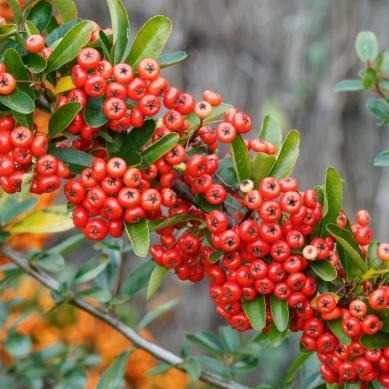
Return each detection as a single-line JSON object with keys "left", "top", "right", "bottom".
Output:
{"left": 0, "top": 116, "right": 68, "bottom": 195}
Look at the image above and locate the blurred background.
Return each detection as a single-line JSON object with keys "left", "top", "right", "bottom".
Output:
{"left": 78, "top": 0, "right": 389, "bottom": 373}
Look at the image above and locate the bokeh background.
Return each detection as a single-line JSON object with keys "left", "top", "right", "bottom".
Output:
{"left": 41, "top": 0, "right": 389, "bottom": 386}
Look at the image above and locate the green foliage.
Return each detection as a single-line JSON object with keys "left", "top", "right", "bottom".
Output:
{"left": 96, "top": 351, "right": 130, "bottom": 389}
{"left": 125, "top": 219, "right": 150, "bottom": 258}
{"left": 146, "top": 265, "right": 169, "bottom": 300}
{"left": 230, "top": 134, "right": 250, "bottom": 181}
{"left": 49, "top": 102, "right": 82, "bottom": 137}
{"left": 243, "top": 296, "right": 266, "bottom": 332}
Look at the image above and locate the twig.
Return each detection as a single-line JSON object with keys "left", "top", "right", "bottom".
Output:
{"left": 1, "top": 244, "right": 251, "bottom": 389}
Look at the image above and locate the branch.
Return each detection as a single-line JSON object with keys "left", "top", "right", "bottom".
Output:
{"left": 2, "top": 245, "right": 251, "bottom": 389}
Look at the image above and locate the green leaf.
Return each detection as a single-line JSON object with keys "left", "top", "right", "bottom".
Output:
{"left": 137, "top": 298, "right": 179, "bottom": 330}
{"left": 97, "top": 29, "right": 113, "bottom": 62}
{"left": 108, "top": 120, "right": 155, "bottom": 161}
{"left": 182, "top": 357, "right": 201, "bottom": 381}
{"left": 77, "top": 286, "right": 112, "bottom": 303}
{"left": 230, "top": 133, "right": 250, "bottom": 181}
{"left": 4, "top": 48, "right": 34, "bottom": 98}
{"left": 243, "top": 295, "right": 266, "bottom": 332}
{"left": 25, "top": 20, "right": 40, "bottom": 35}
{"left": 231, "top": 355, "right": 259, "bottom": 373}
{"left": 157, "top": 51, "right": 188, "bottom": 68}
{"left": 283, "top": 350, "right": 313, "bottom": 386}
{"left": 47, "top": 20, "right": 94, "bottom": 72}
{"left": 49, "top": 147, "right": 93, "bottom": 174}
{"left": 147, "top": 363, "right": 172, "bottom": 376}
{"left": 147, "top": 265, "right": 169, "bottom": 300}
{"left": 48, "top": 233, "right": 85, "bottom": 255}
{"left": 209, "top": 251, "right": 223, "bottom": 263}
{"left": 186, "top": 332, "right": 224, "bottom": 356}
{"left": 269, "top": 130, "right": 300, "bottom": 179}
{"left": 0, "top": 24, "right": 17, "bottom": 41}
{"left": 250, "top": 152, "right": 276, "bottom": 186}
{"left": 310, "top": 261, "right": 337, "bottom": 281}
{"left": 149, "top": 214, "right": 202, "bottom": 232}
{"left": 107, "top": 0, "right": 130, "bottom": 64}
{"left": 374, "top": 149, "right": 389, "bottom": 167}
{"left": 326, "top": 224, "right": 368, "bottom": 278}
{"left": 126, "top": 15, "right": 172, "bottom": 68}
{"left": 355, "top": 31, "right": 378, "bottom": 62}
{"left": 121, "top": 260, "right": 155, "bottom": 298}
{"left": 270, "top": 295, "right": 289, "bottom": 332}
{"left": 52, "top": 0, "right": 78, "bottom": 23}
{"left": 9, "top": 205, "right": 74, "bottom": 234}
{"left": 319, "top": 167, "right": 343, "bottom": 237}
{"left": 125, "top": 219, "right": 150, "bottom": 258}
{"left": 140, "top": 133, "right": 179, "bottom": 169}
{"left": 72, "top": 257, "right": 110, "bottom": 285}
{"left": 83, "top": 96, "right": 108, "bottom": 128}
{"left": 259, "top": 115, "right": 283, "bottom": 152}
{"left": 0, "top": 89, "right": 35, "bottom": 114}
{"left": 196, "top": 356, "right": 229, "bottom": 379}
{"left": 367, "top": 241, "right": 383, "bottom": 269}
{"left": 193, "top": 194, "right": 222, "bottom": 213}
{"left": 20, "top": 171, "right": 33, "bottom": 201}
{"left": 218, "top": 326, "right": 240, "bottom": 353}
{"left": 6, "top": 0, "right": 23, "bottom": 26}
{"left": 12, "top": 111, "right": 32, "bottom": 128}
{"left": 4, "top": 332, "right": 32, "bottom": 358}
{"left": 31, "top": 252, "right": 65, "bottom": 273}
{"left": 49, "top": 102, "right": 82, "bottom": 137}
{"left": 26, "top": 1, "right": 53, "bottom": 32}
{"left": 360, "top": 333, "right": 389, "bottom": 349}
{"left": 366, "top": 98, "right": 389, "bottom": 123}
{"left": 333, "top": 79, "right": 364, "bottom": 92}
{"left": 0, "top": 194, "right": 37, "bottom": 226}
{"left": 46, "top": 19, "right": 80, "bottom": 46}
{"left": 329, "top": 319, "right": 352, "bottom": 346}
{"left": 23, "top": 53, "right": 47, "bottom": 73}
{"left": 97, "top": 351, "right": 130, "bottom": 389}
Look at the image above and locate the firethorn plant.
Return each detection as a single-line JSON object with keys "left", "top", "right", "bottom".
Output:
{"left": 0, "top": 1, "right": 387, "bottom": 388}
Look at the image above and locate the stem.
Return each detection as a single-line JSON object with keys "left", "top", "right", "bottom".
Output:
{"left": 2, "top": 244, "right": 250, "bottom": 389}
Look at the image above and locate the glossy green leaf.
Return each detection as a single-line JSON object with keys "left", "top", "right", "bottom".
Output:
{"left": 31, "top": 252, "right": 65, "bottom": 273}
{"left": 23, "top": 53, "right": 47, "bottom": 73}
{"left": 98, "top": 29, "right": 113, "bottom": 62}
{"left": 72, "top": 257, "right": 110, "bottom": 285}
{"left": 0, "top": 24, "right": 17, "bottom": 41}
{"left": 49, "top": 102, "right": 82, "bottom": 137}
{"left": 0, "top": 89, "right": 34, "bottom": 114}
{"left": 269, "top": 130, "right": 300, "bottom": 179}
{"left": 333, "top": 79, "right": 364, "bottom": 92}
{"left": 157, "top": 51, "right": 188, "bottom": 68}
{"left": 355, "top": 31, "right": 378, "bottom": 62}
{"left": 45, "top": 19, "right": 80, "bottom": 46}
{"left": 250, "top": 152, "right": 276, "bottom": 186}
{"left": 26, "top": 1, "right": 53, "bottom": 31}
{"left": 83, "top": 96, "right": 108, "bottom": 128}
{"left": 259, "top": 115, "right": 283, "bottom": 152}
{"left": 149, "top": 214, "right": 202, "bottom": 232}
{"left": 367, "top": 241, "right": 383, "bottom": 269}
{"left": 230, "top": 133, "right": 250, "bottom": 181}
{"left": 310, "top": 261, "right": 337, "bottom": 281}
{"left": 360, "top": 333, "right": 389, "bottom": 349}
{"left": 47, "top": 20, "right": 94, "bottom": 72}
{"left": 374, "top": 149, "right": 389, "bottom": 166}
{"left": 318, "top": 167, "right": 343, "bottom": 237}
{"left": 140, "top": 133, "right": 179, "bottom": 168}
{"left": 137, "top": 299, "right": 179, "bottom": 330}
{"left": 4, "top": 49, "right": 33, "bottom": 98}
{"left": 283, "top": 350, "right": 313, "bottom": 386}
{"left": 186, "top": 332, "right": 224, "bottom": 356}
{"left": 12, "top": 111, "right": 32, "bottom": 128}
{"left": 126, "top": 15, "right": 172, "bottom": 67}
{"left": 107, "top": 0, "right": 130, "bottom": 63}
{"left": 6, "top": 0, "right": 23, "bottom": 26}
{"left": 209, "top": 251, "right": 223, "bottom": 263}
{"left": 243, "top": 295, "right": 266, "bottom": 332}
{"left": 97, "top": 351, "right": 130, "bottom": 389}
{"left": 196, "top": 356, "right": 229, "bottom": 379}
{"left": 231, "top": 355, "right": 260, "bottom": 373}
{"left": 182, "top": 357, "right": 202, "bottom": 381}
{"left": 4, "top": 332, "right": 32, "bottom": 358}
{"left": 121, "top": 260, "right": 155, "bottom": 298}
{"left": 49, "top": 147, "right": 93, "bottom": 174}
{"left": 77, "top": 286, "right": 112, "bottom": 303}
{"left": 329, "top": 319, "right": 352, "bottom": 346}
{"left": 52, "top": 0, "right": 78, "bottom": 23}
{"left": 46, "top": 15, "right": 59, "bottom": 34}
{"left": 25, "top": 20, "right": 40, "bottom": 35}
{"left": 218, "top": 326, "right": 239, "bottom": 353}
{"left": 147, "top": 264, "right": 168, "bottom": 300}
{"left": 125, "top": 219, "right": 150, "bottom": 258}
{"left": 366, "top": 98, "right": 389, "bottom": 123}
{"left": 9, "top": 205, "right": 73, "bottom": 234}
{"left": 326, "top": 224, "right": 368, "bottom": 277}
{"left": 270, "top": 295, "right": 289, "bottom": 332}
